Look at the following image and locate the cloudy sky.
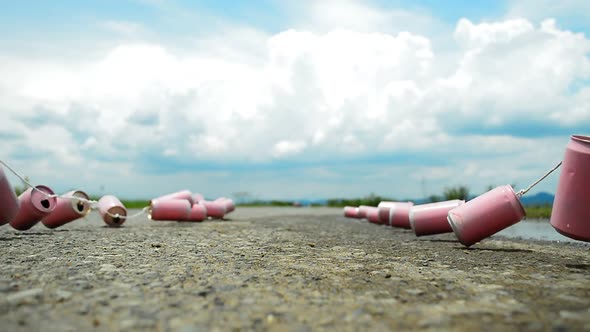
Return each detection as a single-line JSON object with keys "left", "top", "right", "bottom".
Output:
{"left": 1, "top": 0, "right": 589, "bottom": 201}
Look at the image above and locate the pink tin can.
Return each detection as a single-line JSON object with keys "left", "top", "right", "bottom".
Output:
{"left": 357, "top": 205, "right": 371, "bottom": 219}
{"left": 98, "top": 195, "right": 127, "bottom": 227}
{"left": 448, "top": 185, "right": 525, "bottom": 247}
{"left": 0, "top": 167, "right": 19, "bottom": 226}
{"left": 377, "top": 202, "right": 397, "bottom": 225}
{"left": 409, "top": 200, "right": 464, "bottom": 236}
{"left": 42, "top": 190, "right": 91, "bottom": 228}
{"left": 10, "top": 186, "right": 57, "bottom": 230}
{"left": 225, "top": 199, "right": 235, "bottom": 214}
{"left": 343, "top": 206, "right": 360, "bottom": 218}
{"left": 149, "top": 199, "right": 191, "bottom": 221}
{"left": 201, "top": 200, "right": 226, "bottom": 219}
{"left": 152, "top": 190, "right": 194, "bottom": 205}
{"left": 551, "top": 135, "right": 590, "bottom": 241}
{"left": 187, "top": 203, "right": 207, "bottom": 222}
{"left": 366, "top": 207, "right": 381, "bottom": 224}
{"left": 215, "top": 197, "right": 235, "bottom": 213}
{"left": 390, "top": 202, "right": 414, "bottom": 228}
{"left": 192, "top": 193, "right": 204, "bottom": 203}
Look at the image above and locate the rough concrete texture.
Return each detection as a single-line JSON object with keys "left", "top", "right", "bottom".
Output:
{"left": 1, "top": 207, "right": 589, "bottom": 331}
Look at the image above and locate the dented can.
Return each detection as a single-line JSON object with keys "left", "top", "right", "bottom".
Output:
{"left": 42, "top": 190, "right": 91, "bottom": 228}
{"left": 98, "top": 195, "right": 127, "bottom": 227}
{"left": 10, "top": 186, "right": 57, "bottom": 230}
{"left": 448, "top": 185, "right": 525, "bottom": 247}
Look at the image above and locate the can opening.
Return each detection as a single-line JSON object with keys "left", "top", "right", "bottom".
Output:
{"left": 113, "top": 216, "right": 121, "bottom": 224}
{"left": 572, "top": 135, "right": 590, "bottom": 144}
{"left": 41, "top": 199, "right": 50, "bottom": 209}
{"left": 76, "top": 201, "right": 85, "bottom": 212}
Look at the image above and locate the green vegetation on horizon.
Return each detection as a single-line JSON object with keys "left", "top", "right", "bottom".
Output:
{"left": 524, "top": 205, "right": 553, "bottom": 219}
{"left": 239, "top": 200, "right": 297, "bottom": 207}
{"left": 120, "top": 200, "right": 151, "bottom": 209}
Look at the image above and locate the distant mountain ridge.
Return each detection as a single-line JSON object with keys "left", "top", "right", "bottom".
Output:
{"left": 518, "top": 192, "right": 555, "bottom": 206}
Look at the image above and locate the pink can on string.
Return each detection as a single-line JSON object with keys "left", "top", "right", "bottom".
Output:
{"left": 365, "top": 207, "right": 381, "bottom": 224}
{"left": 390, "top": 202, "right": 414, "bottom": 229}
{"left": 343, "top": 206, "right": 361, "bottom": 218}
{"left": 551, "top": 135, "right": 590, "bottom": 242}
{"left": 357, "top": 205, "right": 371, "bottom": 219}
{"left": 188, "top": 203, "right": 207, "bottom": 222}
{"left": 149, "top": 198, "right": 191, "bottom": 221}
{"left": 448, "top": 185, "right": 525, "bottom": 247}
{"left": 446, "top": 159, "right": 562, "bottom": 246}
{"left": 192, "top": 193, "right": 204, "bottom": 203}
{"left": 201, "top": 200, "right": 226, "bottom": 219}
{"left": 409, "top": 200, "right": 464, "bottom": 236}
{"left": 0, "top": 166, "right": 19, "bottom": 226}
{"left": 98, "top": 195, "right": 127, "bottom": 227}
{"left": 215, "top": 197, "right": 235, "bottom": 214}
{"left": 153, "top": 190, "right": 194, "bottom": 205}
{"left": 10, "top": 186, "right": 57, "bottom": 231}
{"left": 377, "top": 201, "right": 397, "bottom": 225}
{"left": 42, "top": 190, "right": 91, "bottom": 229}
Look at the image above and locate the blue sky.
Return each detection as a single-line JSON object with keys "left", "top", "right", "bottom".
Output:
{"left": 1, "top": 1, "right": 587, "bottom": 34}
{"left": 0, "top": 0, "right": 589, "bottom": 200}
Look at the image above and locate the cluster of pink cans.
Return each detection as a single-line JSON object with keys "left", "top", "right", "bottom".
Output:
{"left": 344, "top": 202, "right": 415, "bottom": 228}
{"left": 0, "top": 172, "right": 92, "bottom": 230}
{"left": 0, "top": 167, "right": 236, "bottom": 230}
{"left": 148, "top": 190, "right": 235, "bottom": 222}
{"left": 343, "top": 134, "right": 590, "bottom": 247}
{"left": 344, "top": 200, "right": 463, "bottom": 234}
{"left": 343, "top": 189, "right": 529, "bottom": 247}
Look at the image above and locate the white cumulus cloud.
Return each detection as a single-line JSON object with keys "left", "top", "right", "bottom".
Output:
{"left": 0, "top": 4, "right": 588, "bottom": 198}
{"left": 272, "top": 140, "right": 307, "bottom": 158}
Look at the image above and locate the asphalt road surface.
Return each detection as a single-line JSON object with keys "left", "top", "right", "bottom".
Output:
{"left": 1, "top": 207, "right": 589, "bottom": 331}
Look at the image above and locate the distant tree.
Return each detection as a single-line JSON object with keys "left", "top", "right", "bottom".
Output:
{"left": 232, "top": 191, "right": 253, "bottom": 205}
{"left": 428, "top": 195, "right": 442, "bottom": 203}
{"left": 443, "top": 185, "right": 469, "bottom": 201}
{"left": 364, "top": 193, "right": 382, "bottom": 207}
{"left": 269, "top": 200, "right": 292, "bottom": 206}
